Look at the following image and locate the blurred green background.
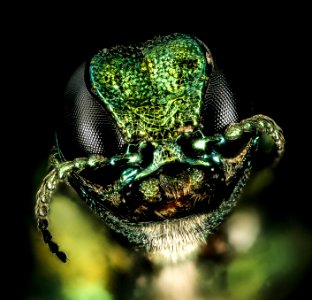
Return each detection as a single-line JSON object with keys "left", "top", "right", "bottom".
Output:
{"left": 7, "top": 6, "right": 309, "bottom": 299}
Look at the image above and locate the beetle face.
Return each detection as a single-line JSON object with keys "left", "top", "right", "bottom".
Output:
{"left": 35, "top": 33, "right": 285, "bottom": 263}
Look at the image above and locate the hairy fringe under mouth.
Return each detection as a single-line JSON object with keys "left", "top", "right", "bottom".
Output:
{"left": 141, "top": 214, "right": 209, "bottom": 264}
{"left": 100, "top": 164, "right": 250, "bottom": 265}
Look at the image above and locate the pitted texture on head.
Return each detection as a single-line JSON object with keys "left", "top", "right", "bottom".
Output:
{"left": 90, "top": 33, "right": 212, "bottom": 142}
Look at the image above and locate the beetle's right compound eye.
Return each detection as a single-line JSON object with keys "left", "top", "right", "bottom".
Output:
{"left": 56, "top": 62, "right": 126, "bottom": 161}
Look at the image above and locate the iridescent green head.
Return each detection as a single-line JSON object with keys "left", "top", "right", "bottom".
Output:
{"left": 35, "top": 33, "right": 285, "bottom": 263}
{"left": 90, "top": 33, "right": 212, "bottom": 141}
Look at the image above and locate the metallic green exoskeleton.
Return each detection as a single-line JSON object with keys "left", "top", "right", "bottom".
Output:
{"left": 35, "top": 33, "right": 285, "bottom": 263}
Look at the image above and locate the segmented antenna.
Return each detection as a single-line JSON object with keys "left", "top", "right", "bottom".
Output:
{"left": 35, "top": 152, "right": 108, "bottom": 262}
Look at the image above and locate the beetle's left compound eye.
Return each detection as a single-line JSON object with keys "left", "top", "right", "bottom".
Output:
{"left": 56, "top": 62, "right": 126, "bottom": 160}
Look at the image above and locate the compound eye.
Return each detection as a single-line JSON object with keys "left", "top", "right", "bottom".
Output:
{"left": 201, "top": 65, "right": 239, "bottom": 135}
{"left": 56, "top": 62, "right": 126, "bottom": 161}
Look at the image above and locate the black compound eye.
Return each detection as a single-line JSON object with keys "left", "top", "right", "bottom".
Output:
{"left": 201, "top": 65, "right": 239, "bottom": 135}
{"left": 56, "top": 62, "right": 126, "bottom": 160}
{"left": 194, "top": 37, "right": 239, "bottom": 134}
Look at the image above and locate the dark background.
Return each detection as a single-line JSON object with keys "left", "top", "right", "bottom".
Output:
{"left": 5, "top": 5, "right": 309, "bottom": 299}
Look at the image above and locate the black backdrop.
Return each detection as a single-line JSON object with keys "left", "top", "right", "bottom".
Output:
{"left": 5, "top": 5, "right": 309, "bottom": 299}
